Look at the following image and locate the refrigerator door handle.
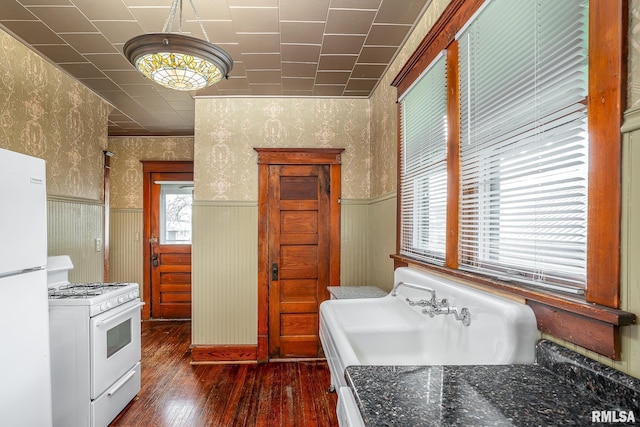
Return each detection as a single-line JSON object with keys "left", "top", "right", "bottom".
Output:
{"left": 0, "top": 265, "right": 46, "bottom": 279}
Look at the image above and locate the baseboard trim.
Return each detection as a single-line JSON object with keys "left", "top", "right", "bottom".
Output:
{"left": 191, "top": 344, "right": 257, "bottom": 364}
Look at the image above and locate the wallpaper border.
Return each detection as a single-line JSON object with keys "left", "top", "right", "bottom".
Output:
{"left": 193, "top": 200, "right": 258, "bottom": 207}
{"left": 47, "top": 195, "right": 104, "bottom": 206}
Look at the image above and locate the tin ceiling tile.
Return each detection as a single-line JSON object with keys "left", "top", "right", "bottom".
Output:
{"left": 325, "top": 9, "right": 376, "bottom": 35}
{"left": 26, "top": 6, "right": 96, "bottom": 33}
{"left": 280, "top": 0, "right": 330, "bottom": 21}
{"left": 0, "top": 0, "right": 429, "bottom": 135}
{"left": 0, "top": 1, "right": 37, "bottom": 20}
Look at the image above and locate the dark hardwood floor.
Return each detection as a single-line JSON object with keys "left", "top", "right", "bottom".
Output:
{"left": 110, "top": 321, "right": 339, "bottom": 427}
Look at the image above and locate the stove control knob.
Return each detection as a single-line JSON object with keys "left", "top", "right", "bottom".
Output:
{"left": 129, "top": 292, "right": 138, "bottom": 299}
{"left": 100, "top": 303, "right": 108, "bottom": 311}
{"left": 106, "top": 301, "right": 112, "bottom": 310}
{"left": 117, "top": 296, "right": 125, "bottom": 304}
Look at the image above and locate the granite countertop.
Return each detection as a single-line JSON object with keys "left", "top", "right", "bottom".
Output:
{"left": 327, "top": 286, "right": 388, "bottom": 299}
{"left": 345, "top": 340, "right": 640, "bottom": 426}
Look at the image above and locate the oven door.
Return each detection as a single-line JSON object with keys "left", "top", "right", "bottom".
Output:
{"left": 91, "top": 299, "right": 142, "bottom": 399}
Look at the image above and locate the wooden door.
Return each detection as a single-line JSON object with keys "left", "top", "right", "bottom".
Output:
{"left": 268, "top": 164, "right": 330, "bottom": 358}
{"left": 142, "top": 161, "right": 193, "bottom": 320}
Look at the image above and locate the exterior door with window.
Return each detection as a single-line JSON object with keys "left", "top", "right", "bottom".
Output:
{"left": 142, "top": 161, "right": 193, "bottom": 320}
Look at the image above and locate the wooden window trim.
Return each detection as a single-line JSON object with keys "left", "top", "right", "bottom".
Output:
{"left": 391, "top": 0, "right": 635, "bottom": 360}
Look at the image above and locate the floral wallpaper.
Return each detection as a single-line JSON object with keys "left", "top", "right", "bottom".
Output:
{"left": 194, "top": 98, "right": 370, "bottom": 201}
{"left": 0, "top": 27, "right": 109, "bottom": 200}
{"left": 369, "top": 0, "right": 450, "bottom": 198}
{"left": 108, "top": 137, "right": 194, "bottom": 209}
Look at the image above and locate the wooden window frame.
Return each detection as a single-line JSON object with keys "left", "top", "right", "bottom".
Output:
{"left": 391, "top": 0, "right": 635, "bottom": 360}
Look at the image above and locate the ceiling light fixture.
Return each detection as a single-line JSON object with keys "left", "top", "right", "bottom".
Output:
{"left": 123, "top": 0, "right": 233, "bottom": 91}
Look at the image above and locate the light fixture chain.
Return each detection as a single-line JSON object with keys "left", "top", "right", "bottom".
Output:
{"left": 162, "top": 0, "right": 180, "bottom": 33}
{"left": 179, "top": 0, "right": 183, "bottom": 34}
{"left": 188, "top": 0, "right": 210, "bottom": 42}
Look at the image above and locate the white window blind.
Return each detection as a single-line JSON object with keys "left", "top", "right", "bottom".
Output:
{"left": 457, "top": 0, "right": 589, "bottom": 292}
{"left": 399, "top": 53, "right": 448, "bottom": 264}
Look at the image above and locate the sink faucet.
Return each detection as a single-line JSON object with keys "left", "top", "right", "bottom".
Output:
{"left": 391, "top": 281, "right": 439, "bottom": 307}
{"left": 391, "top": 281, "right": 435, "bottom": 298}
{"left": 422, "top": 301, "right": 471, "bottom": 326}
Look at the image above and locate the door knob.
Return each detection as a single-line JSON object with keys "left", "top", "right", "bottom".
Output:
{"left": 152, "top": 253, "right": 159, "bottom": 267}
{"left": 271, "top": 263, "right": 278, "bottom": 281}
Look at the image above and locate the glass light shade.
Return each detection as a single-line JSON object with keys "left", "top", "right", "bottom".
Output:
{"left": 124, "top": 33, "right": 233, "bottom": 91}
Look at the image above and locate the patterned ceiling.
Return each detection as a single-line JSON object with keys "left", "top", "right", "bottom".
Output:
{"left": 0, "top": 0, "right": 430, "bottom": 136}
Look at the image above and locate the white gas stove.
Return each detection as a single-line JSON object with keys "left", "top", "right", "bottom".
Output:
{"left": 48, "top": 282, "right": 140, "bottom": 316}
{"left": 47, "top": 256, "right": 142, "bottom": 427}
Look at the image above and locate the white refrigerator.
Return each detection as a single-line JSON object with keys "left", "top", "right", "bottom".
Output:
{"left": 0, "top": 147, "right": 53, "bottom": 427}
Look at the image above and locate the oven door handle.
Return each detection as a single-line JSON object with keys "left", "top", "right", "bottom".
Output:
{"left": 106, "top": 369, "right": 137, "bottom": 397}
{"left": 95, "top": 301, "right": 145, "bottom": 328}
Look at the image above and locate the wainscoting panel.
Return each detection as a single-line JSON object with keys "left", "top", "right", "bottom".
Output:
{"left": 47, "top": 196, "right": 103, "bottom": 283}
{"left": 618, "top": 107, "right": 640, "bottom": 378}
{"left": 340, "top": 200, "right": 369, "bottom": 286}
{"left": 191, "top": 202, "right": 258, "bottom": 346}
{"left": 109, "top": 209, "right": 143, "bottom": 293}
{"left": 367, "top": 193, "right": 396, "bottom": 292}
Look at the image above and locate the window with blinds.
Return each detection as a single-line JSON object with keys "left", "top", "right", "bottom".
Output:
{"left": 457, "top": 0, "right": 588, "bottom": 293}
{"left": 399, "top": 0, "right": 589, "bottom": 293}
{"left": 399, "top": 53, "right": 448, "bottom": 264}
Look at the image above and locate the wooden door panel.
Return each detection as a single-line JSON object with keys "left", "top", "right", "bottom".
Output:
{"left": 159, "top": 271, "right": 191, "bottom": 283}
{"left": 280, "top": 279, "right": 317, "bottom": 312}
{"left": 281, "top": 279, "right": 317, "bottom": 301}
{"left": 280, "top": 301, "right": 318, "bottom": 313}
{"left": 281, "top": 176, "right": 318, "bottom": 199}
{"left": 280, "top": 314, "right": 318, "bottom": 335}
{"left": 160, "top": 253, "right": 191, "bottom": 265}
{"left": 279, "top": 200, "right": 318, "bottom": 210}
{"left": 281, "top": 211, "right": 318, "bottom": 233}
{"left": 280, "top": 337, "right": 319, "bottom": 358}
{"left": 158, "top": 284, "right": 191, "bottom": 303}
{"left": 280, "top": 234, "right": 319, "bottom": 245}
{"left": 281, "top": 246, "right": 318, "bottom": 268}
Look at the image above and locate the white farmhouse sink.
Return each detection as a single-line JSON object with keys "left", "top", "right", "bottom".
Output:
{"left": 320, "top": 267, "right": 540, "bottom": 389}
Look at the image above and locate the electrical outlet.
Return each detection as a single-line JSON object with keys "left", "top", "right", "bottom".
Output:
{"left": 95, "top": 238, "right": 102, "bottom": 252}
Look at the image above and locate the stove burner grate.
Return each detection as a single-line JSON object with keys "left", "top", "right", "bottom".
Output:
{"left": 48, "top": 282, "right": 130, "bottom": 299}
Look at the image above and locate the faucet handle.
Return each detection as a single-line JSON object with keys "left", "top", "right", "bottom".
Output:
{"left": 406, "top": 297, "right": 430, "bottom": 307}
{"left": 422, "top": 307, "right": 436, "bottom": 317}
{"left": 459, "top": 308, "right": 471, "bottom": 326}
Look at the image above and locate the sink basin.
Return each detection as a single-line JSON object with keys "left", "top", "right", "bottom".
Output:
{"left": 320, "top": 267, "right": 540, "bottom": 389}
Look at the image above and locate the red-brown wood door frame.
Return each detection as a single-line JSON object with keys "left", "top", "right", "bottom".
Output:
{"left": 256, "top": 148, "right": 343, "bottom": 362}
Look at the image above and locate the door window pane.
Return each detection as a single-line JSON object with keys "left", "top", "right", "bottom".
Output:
{"left": 160, "top": 183, "right": 193, "bottom": 244}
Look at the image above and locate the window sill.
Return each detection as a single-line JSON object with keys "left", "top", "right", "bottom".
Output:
{"left": 391, "top": 254, "right": 637, "bottom": 360}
